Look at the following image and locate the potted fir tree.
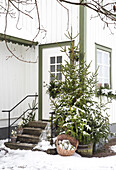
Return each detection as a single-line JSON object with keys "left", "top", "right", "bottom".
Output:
{"left": 46, "top": 32, "right": 111, "bottom": 156}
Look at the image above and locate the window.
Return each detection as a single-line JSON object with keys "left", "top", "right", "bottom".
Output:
{"left": 50, "top": 56, "right": 62, "bottom": 81}
{"left": 96, "top": 44, "right": 111, "bottom": 88}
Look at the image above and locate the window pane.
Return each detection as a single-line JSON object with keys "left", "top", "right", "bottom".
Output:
{"left": 97, "top": 50, "right": 102, "bottom": 63}
{"left": 57, "top": 65, "right": 62, "bottom": 72}
{"left": 50, "top": 73, "right": 55, "bottom": 81}
{"left": 50, "top": 65, "right": 55, "bottom": 72}
{"left": 57, "top": 73, "right": 62, "bottom": 80}
{"left": 104, "top": 79, "right": 109, "bottom": 83}
{"left": 104, "top": 52, "right": 109, "bottom": 65}
{"left": 104, "top": 66, "right": 109, "bottom": 78}
{"left": 50, "top": 57, "right": 55, "bottom": 64}
{"left": 57, "top": 56, "right": 62, "bottom": 63}
{"left": 98, "top": 65, "right": 103, "bottom": 77}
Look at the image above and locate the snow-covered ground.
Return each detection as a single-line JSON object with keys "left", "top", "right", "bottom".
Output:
{"left": 0, "top": 139, "right": 116, "bottom": 170}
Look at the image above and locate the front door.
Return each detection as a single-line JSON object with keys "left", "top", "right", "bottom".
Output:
{"left": 39, "top": 42, "right": 71, "bottom": 120}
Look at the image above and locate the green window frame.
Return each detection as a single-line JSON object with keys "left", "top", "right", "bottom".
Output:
{"left": 95, "top": 43, "right": 112, "bottom": 89}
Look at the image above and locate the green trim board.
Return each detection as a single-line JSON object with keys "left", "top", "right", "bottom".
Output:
{"left": 38, "top": 41, "right": 71, "bottom": 120}
{"left": 79, "top": 0, "right": 87, "bottom": 60}
{"left": 95, "top": 43, "right": 112, "bottom": 89}
{"left": 0, "top": 33, "right": 38, "bottom": 47}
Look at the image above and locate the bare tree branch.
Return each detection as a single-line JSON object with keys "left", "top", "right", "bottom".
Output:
{"left": 58, "top": 0, "right": 116, "bottom": 26}
{"left": 1, "top": 0, "right": 116, "bottom": 63}
{"left": 0, "top": 0, "right": 40, "bottom": 63}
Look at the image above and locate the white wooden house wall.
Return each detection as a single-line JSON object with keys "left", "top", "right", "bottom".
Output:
{"left": 0, "top": 0, "right": 79, "bottom": 44}
{"left": 0, "top": 0, "right": 116, "bottom": 130}
{"left": 0, "top": 1, "right": 79, "bottom": 128}
{"left": 0, "top": 41, "right": 38, "bottom": 127}
{"left": 86, "top": 8, "right": 116, "bottom": 124}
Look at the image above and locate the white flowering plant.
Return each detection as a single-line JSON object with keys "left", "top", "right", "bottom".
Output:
{"left": 17, "top": 121, "right": 23, "bottom": 128}
{"left": 11, "top": 129, "right": 17, "bottom": 137}
{"left": 58, "top": 140, "right": 75, "bottom": 150}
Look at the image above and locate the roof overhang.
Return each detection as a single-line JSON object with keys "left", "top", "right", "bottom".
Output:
{"left": 0, "top": 33, "right": 38, "bottom": 47}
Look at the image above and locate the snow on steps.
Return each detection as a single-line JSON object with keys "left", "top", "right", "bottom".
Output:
{"left": 17, "top": 134, "right": 40, "bottom": 144}
{"left": 27, "top": 121, "right": 47, "bottom": 129}
{"left": 4, "top": 121, "right": 48, "bottom": 150}
{"left": 5, "top": 142, "right": 36, "bottom": 150}
{"left": 23, "top": 127, "right": 42, "bottom": 136}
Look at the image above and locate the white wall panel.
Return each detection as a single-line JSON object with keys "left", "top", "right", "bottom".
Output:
{"left": 86, "top": 9, "right": 116, "bottom": 123}
{"left": 0, "top": 0, "right": 79, "bottom": 44}
{"left": 0, "top": 41, "right": 38, "bottom": 127}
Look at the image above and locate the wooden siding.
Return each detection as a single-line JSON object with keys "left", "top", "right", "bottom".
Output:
{"left": 86, "top": 8, "right": 116, "bottom": 123}
{"left": 0, "top": 41, "right": 38, "bottom": 127}
{"left": 0, "top": 1, "right": 116, "bottom": 125}
{"left": 0, "top": 0, "right": 79, "bottom": 44}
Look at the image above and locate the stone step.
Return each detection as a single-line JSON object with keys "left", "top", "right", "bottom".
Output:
{"left": 23, "top": 127, "right": 42, "bottom": 136}
{"left": 4, "top": 142, "right": 36, "bottom": 150}
{"left": 17, "top": 134, "right": 40, "bottom": 144}
{"left": 27, "top": 121, "right": 48, "bottom": 129}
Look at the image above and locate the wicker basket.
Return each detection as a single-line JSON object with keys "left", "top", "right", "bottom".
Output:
{"left": 56, "top": 134, "right": 79, "bottom": 156}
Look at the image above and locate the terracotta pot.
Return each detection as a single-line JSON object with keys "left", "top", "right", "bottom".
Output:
{"left": 17, "top": 128, "right": 23, "bottom": 134}
{"left": 11, "top": 136, "right": 17, "bottom": 143}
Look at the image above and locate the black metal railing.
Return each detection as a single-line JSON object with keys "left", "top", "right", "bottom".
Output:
{"left": 49, "top": 111, "right": 56, "bottom": 145}
{"left": 2, "top": 94, "right": 38, "bottom": 141}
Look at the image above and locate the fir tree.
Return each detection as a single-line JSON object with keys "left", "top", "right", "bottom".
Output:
{"left": 47, "top": 32, "right": 111, "bottom": 145}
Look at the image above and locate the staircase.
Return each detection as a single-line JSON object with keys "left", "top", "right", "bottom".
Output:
{"left": 4, "top": 121, "right": 48, "bottom": 150}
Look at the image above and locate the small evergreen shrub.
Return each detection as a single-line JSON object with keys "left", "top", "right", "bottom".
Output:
{"left": 22, "top": 96, "right": 38, "bottom": 127}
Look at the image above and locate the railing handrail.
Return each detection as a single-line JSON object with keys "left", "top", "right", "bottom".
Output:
{"left": 10, "top": 107, "right": 38, "bottom": 127}
{"left": 2, "top": 94, "right": 38, "bottom": 113}
{"left": 2, "top": 94, "right": 38, "bottom": 141}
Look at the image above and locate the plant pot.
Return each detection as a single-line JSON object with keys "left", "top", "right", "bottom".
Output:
{"left": 77, "top": 143, "right": 93, "bottom": 157}
{"left": 17, "top": 128, "right": 23, "bottom": 134}
{"left": 56, "top": 134, "right": 79, "bottom": 156}
{"left": 11, "top": 136, "right": 17, "bottom": 143}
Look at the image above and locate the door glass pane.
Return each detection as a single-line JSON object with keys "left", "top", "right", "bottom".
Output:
{"left": 57, "top": 56, "right": 62, "bottom": 63}
{"left": 50, "top": 65, "right": 55, "bottom": 72}
{"left": 50, "top": 73, "right": 55, "bottom": 81}
{"left": 57, "top": 65, "right": 62, "bottom": 72}
{"left": 57, "top": 73, "right": 62, "bottom": 80}
{"left": 50, "top": 57, "right": 55, "bottom": 64}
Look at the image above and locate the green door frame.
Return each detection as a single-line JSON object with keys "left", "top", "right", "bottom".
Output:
{"left": 38, "top": 41, "right": 71, "bottom": 120}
